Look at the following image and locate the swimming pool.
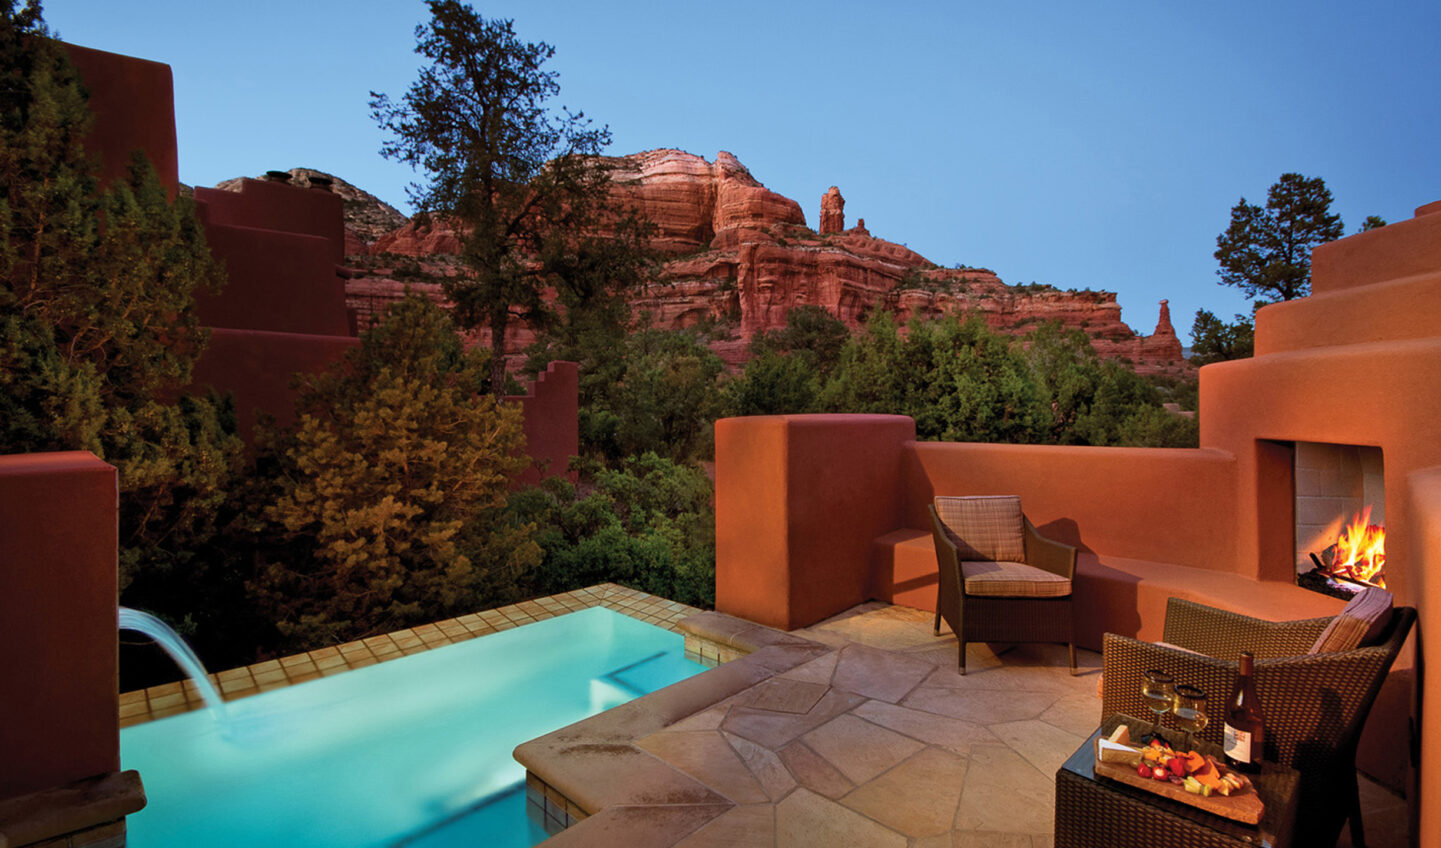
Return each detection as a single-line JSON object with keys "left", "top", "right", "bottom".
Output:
{"left": 119, "top": 606, "right": 707, "bottom": 847}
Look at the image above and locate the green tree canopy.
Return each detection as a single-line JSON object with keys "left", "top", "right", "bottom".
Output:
{"left": 510, "top": 453, "right": 716, "bottom": 608}
{"left": 1189, "top": 309, "right": 1255, "bottom": 366}
{"left": 748, "top": 304, "right": 852, "bottom": 378}
{"left": 1214, "top": 172, "right": 1344, "bottom": 302}
{"left": 371, "top": 0, "right": 631, "bottom": 394}
{"left": 522, "top": 210, "right": 658, "bottom": 406}
{"left": 582, "top": 328, "right": 726, "bottom": 462}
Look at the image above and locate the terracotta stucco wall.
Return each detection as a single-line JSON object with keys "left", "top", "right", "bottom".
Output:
{"left": 901, "top": 442, "right": 1239, "bottom": 569}
{"left": 63, "top": 44, "right": 178, "bottom": 195}
{"left": 506, "top": 361, "right": 580, "bottom": 485}
{"left": 0, "top": 453, "right": 118, "bottom": 801}
{"left": 716, "top": 415, "right": 915, "bottom": 629}
{"left": 1408, "top": 467, "right": 1441, "bottom": 847}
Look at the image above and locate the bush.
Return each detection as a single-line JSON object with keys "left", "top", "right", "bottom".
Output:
{"left": 813, "top": 313, "right": 1198, "bottom": 447}
{"left": 510, "top": 453, "right": 715, "bottom": 608}
{"left": 723, "top": 349, "right": 819, "bottom": 416}
{"left": 584, "top": 328, "right": 726, "bottom": 461}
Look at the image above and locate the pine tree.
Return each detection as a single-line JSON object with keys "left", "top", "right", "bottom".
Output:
{"left": 370, "top": 1, "right": 631, "bottom": 395}
{"left": 1214, "top": 173, "right": 1344, "bottom": 302}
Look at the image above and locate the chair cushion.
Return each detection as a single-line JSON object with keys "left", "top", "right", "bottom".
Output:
{"left": 934, "top": 495, "right": 1026, "bottom": 563}
{"left": 1309, "top": 586, "right": 1394, "bottom": 654}
{"left": 961, "top": 560, "right": 1071, "bottom": 598}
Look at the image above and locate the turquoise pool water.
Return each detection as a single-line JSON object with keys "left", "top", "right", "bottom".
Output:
{"left": 119, "top": 607, "right": 707, "bottom": 847}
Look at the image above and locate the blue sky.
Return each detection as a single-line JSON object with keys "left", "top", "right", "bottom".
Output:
{"left": 45, "top": 0, "right": 1441, "bottom": 340}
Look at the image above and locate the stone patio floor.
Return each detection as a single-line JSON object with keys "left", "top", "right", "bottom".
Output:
{"left": 532, "top": 601, "right": 1408, "bottom": 847}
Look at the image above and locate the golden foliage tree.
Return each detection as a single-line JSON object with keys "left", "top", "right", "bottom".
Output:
{"left": 249, "top": 296, "right": 540, "bottom": 646}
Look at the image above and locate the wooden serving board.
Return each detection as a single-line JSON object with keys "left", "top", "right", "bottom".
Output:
{"left": 1093, "top": 740, "right": 1265, "bottom": 825}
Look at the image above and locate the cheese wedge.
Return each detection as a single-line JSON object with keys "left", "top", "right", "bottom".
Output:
{"left": 1107, "top": 725, "right": 1133, "bottom": 746}
{"left": 1097, "top": 738, "right": 1144, "bottom": 766}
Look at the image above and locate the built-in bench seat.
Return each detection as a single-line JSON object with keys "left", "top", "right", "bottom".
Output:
{"left": 871, "top": 529, "right": 1345, "bottom": 651}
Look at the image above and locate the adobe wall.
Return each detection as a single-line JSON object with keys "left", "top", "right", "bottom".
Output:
{"left": 1310, "top": 202, "right": 1441, "bottom": 295}
{"left": 0, "top": 454, "right": 118, "bottom": 800}
{"left": 195, "top": 179, "right": 346, "bottom": 265}
{"left": 191, "top": 329, "right": 360, "bottom": 441}
{"left": 901, "top": 443, "right": 1240, "bottom": 570}
{"left": 63, "top": 43, "right": 178, "bottom": 195}
{"left": 1200, "top": 337, "right": 1441, "bottom": 594}
{"left": 192, "top": 215, "right": 352, "bottom": 336}
{"left": 505, "top": 361, "right": 581, "bottom": 485}
{"left": 1408, "top": 467, "right": 1441, "bottom": 846}
{"left": 715, "top": 415, "right": 914, "bottom": 629}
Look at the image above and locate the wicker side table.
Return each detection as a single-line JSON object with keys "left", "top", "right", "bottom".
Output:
{"left": 1055, "top": 714, "right": 1299, "bottom": 848}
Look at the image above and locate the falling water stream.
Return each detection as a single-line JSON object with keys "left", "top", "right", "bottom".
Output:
{"left": 118, "top": 607, "right": 231, "bottom": 733}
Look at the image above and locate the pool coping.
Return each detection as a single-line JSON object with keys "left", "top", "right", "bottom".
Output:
{"left": 118, "top": 583, "right": 704, "bottom": 727}
{"left": 515, "top": 610, "right": 833, "bottom": 845}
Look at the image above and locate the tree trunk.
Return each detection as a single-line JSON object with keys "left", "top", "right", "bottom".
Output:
{"left": 489, "top": 309, "right": 508, "bottom": 397}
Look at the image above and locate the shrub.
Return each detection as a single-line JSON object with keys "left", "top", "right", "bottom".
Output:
{"left": 510, "top": 453, "right": 715, "bottom": 608}
{"left": 247, "top": 296, "right": 540, "bottom": 647}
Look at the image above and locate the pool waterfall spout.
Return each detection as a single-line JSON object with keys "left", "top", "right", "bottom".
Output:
{"left": 118, "top": 606, "right": 231, "bottom": 732}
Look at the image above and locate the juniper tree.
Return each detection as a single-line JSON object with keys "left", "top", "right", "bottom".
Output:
{"left": 370, "top": 1, "right": 625, "bottom": 395}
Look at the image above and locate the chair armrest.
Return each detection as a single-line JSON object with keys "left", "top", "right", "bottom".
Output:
{"left": 1162, "top": 597, "right": 1332, "bottom": 659}
{"left": 1023, "top": 518, "right": 1075, "bottom": 580}
{"left": 929, "top": 505, "right": 965, "bottom": 598}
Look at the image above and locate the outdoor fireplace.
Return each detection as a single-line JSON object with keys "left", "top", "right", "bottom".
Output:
{"left": 1294, "top": 442, "right": 1386, "bottom": 598}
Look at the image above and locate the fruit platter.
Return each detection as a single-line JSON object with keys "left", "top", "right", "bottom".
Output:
{"left": 1093, "top": 724, "right": 1264, "bottom": 824}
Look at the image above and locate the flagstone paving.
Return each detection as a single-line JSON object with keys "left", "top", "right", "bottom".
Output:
{"left": 632, "top": 603, "right": 1096, "bottom": 846}
{"left": 527, "top": 600, "right": 1408, "bottom": 847}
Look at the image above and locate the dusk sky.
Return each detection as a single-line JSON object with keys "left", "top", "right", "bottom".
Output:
{"left": 46, "top": 0, "right": 1441, "bottom": 340}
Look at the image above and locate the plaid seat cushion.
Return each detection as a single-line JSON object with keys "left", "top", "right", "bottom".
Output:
{"left": 934, "top": 495, "right": 1026, "bottom": 563}
{"left": 961, "top": 560, "right": 1071, "bottom": 598}
{"left": 1309, "top": 586, "right": 1394, "bottom": 654}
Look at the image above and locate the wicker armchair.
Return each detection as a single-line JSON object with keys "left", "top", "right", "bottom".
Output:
{"left": 1101, "top": 597, "right": 1416, "bottom": 847}
{"left": 929, "top": 499, "right": 1078, "bottom": 675}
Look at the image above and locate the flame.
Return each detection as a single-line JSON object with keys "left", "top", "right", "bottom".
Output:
{"left": 1321, "top": 505, "right": 1386, "bottom": 588}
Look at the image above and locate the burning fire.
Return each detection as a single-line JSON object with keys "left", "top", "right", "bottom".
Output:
{"left": 1318, "top": 506, "right": 1386, "bottom": 588}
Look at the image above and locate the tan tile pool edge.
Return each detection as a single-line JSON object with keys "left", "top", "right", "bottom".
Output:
{"left": 515, "top": 612, "right": 834, "bottom": 845}
{"left": 118, "top": 583, "right": 704, "bottom": 727}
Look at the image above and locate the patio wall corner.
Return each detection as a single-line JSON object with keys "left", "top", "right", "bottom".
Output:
{"left": 0, "top": 452, "right": 118, "bottom": 801}
{"left": 716, "top": 414, "right": 914, "bottom": 630}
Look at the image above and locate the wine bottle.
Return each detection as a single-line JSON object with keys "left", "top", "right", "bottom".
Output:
{"left": 1223, "top": 651, "right": 1266, "bottom": 773}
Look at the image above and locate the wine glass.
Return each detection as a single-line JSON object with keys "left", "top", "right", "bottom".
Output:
{"left": 1173, "top": 684, "right": 1209, "bottom": 752}
{"left": 1140, "top": 669, "right": 1175, "bottom": 743}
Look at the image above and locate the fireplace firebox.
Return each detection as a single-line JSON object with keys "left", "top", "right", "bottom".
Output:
{"left": 1293, "top": 442, "right": 1385, "bottom": 599}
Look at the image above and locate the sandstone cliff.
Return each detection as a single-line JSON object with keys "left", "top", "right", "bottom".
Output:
{"left": 325, "top": 150, "right": 1190, "bottom": 376}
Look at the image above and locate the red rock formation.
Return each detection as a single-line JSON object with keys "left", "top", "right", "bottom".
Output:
{"left": 370, "top": 218, "right": 464, "bottom": 256}
{"left": 820, "top": 186, "right": 845, "bottom": 234}
{"left": 343, "top": 149, "right": 1192, "bottom": 377}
